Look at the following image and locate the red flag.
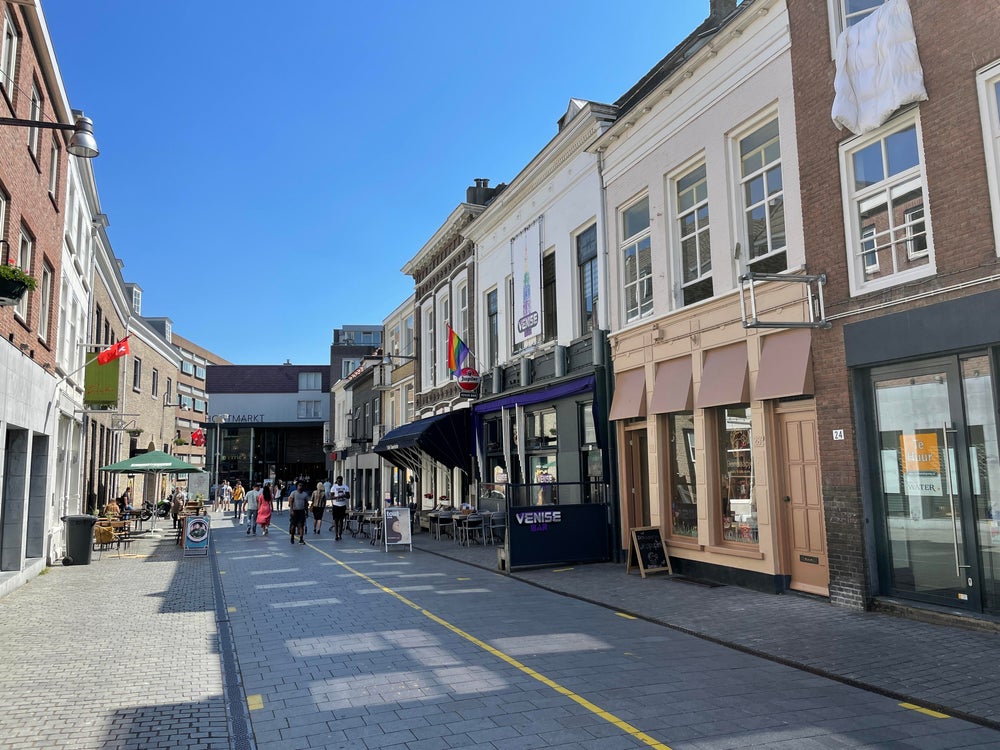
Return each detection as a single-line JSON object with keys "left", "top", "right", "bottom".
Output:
{"left": 191, "top": 429, "right": 205, "bottom": 447}
{"left": 97, "top": 336, "right": 130, "bottom": 365}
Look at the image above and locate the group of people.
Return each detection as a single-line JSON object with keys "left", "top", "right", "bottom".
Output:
{"left": 234, "top": 476, "right": 351, "bottom": 543}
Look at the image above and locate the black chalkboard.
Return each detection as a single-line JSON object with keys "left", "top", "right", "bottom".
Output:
{"left": 627, "top": 526, "right": 672, "bottom": 578}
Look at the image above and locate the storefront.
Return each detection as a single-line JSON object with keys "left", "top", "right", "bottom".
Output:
{"left": 610, "top": 281, "right": 828, "bottom": 594}
{"left": 846, "top": 290, "right": 1000, "bottom": 615}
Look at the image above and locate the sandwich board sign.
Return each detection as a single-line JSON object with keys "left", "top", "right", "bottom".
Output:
{"left": 626, "top": 526, "right": 672, "bottom": 578}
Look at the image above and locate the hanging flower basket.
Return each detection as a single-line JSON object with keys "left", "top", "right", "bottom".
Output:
{"left": 0, "top": 265, "right": 35, "bottom": 306}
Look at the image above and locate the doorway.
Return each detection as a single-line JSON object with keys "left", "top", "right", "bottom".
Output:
{"left": 869, "top": 354, "right": 1000, "bottom": 613}
{"left": 623, "top": 426, "right": 650, "bottom": 532}
{"left": 776, "top": 401, "right": 829, "bottom": 596}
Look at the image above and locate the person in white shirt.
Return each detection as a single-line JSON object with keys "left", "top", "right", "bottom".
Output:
{"left": 328, "top": 475, "right": 350, "bottom": 540}
{"left": 245, "top": 482, "right": 261, "bottom": 535}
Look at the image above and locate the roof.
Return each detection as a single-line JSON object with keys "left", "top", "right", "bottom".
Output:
{"left": 206, "top": 365, "right": 330, "bottom": 394}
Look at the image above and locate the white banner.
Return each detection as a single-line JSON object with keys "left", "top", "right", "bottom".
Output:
{"left": 512, "top": 219, "right": 542, "bottom": 346}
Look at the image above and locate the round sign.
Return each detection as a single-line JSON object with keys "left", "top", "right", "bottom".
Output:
{"left": 457, "top": 367, "right": 481, "bottom": 392}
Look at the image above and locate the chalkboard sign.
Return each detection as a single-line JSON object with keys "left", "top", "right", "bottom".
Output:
{"left": 627, "top": 526, "right": 671, "bottom": 578}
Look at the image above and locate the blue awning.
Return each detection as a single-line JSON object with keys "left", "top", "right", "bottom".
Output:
{"left": 374, "top": 410, "right": 471, "bottom": 474}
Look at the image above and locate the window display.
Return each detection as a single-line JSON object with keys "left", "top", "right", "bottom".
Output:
{"left": 719, "top": 406, "right": 757, "bottom": 544}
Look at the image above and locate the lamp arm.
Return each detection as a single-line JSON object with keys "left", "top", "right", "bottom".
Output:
{"left": 0, "top": 117, "right": 76, "bottom": 132}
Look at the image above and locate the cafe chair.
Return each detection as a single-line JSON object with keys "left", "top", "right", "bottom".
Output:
{"left": 487, "top": 512, "right": 507, "bottom": 545}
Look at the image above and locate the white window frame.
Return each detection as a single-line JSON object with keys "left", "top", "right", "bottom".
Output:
{"left": 422, "top": 306, "right": 434, "bottom": 387}
{"left": 437, "top": 294, "right": 449, "bottom": 383}
{"left": 15, "top": 226, "right": 31, "bottom": 321}
{"left": 457, "top": 282, "right": 468, "bottom": 343}
{"left": 28, "top": 82, "right": 41, "bottom": 158}
{"left": 298, "top": 371, "right": 322, "bottom": 391}
{"left": 1, "top": 8, "right": 17, "bottom": 95}
{"left": 151, "top": 368, "right": 159, "bottom": 398}
{"left": 839, "top": 110, "right": 934, "bottom": 295}
{"left": 38, "top": 262, "right": 52, "bottom": 343}
{"left": 827, "top": 0, "right": 886, "bottom": 56}
{"left": 133, "top": 358, "right": 142, "bottom": 392}
{"left": 977, "top": 59, "right": 1000, "bottom": 256}
{"left": 48, "top": 138, "right": 59, "bottom": 197}
{"left": 132, "top": 287, "right": 141, "bottom": 315}
{"left": 403, "top": 314, "right": 414, "bottom": 357}
{"left": 620, "top": 194, "right": 653, "bottom": 323}
{"left": 670, "top": 157, "right": 712, "bottom": 307}
{"left": 734, "top": 113, "right": 786, "bottom": 274}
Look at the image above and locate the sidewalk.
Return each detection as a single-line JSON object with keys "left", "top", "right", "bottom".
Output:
{"left": 408, "top": 528, "right": 1000, "bottom": 731}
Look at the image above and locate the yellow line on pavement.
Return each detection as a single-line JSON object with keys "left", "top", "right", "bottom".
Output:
{"left": 227, "top": 606, "right": 237, "bottom": 613}
{"left": 615, "top": 612, "right": 637, "bottom": 619}
{"left": 308, "top": 543, "right": 672, "bottom": 750}
{"left": 247, "top": 694, "right": 263, "bottom": 711}
{"left": 899, "top": 702, "right": 950, "bottom": 719}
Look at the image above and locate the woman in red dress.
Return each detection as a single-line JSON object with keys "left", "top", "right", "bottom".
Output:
{"left": 256, "top": 484, "right": 274, "bottom": 535}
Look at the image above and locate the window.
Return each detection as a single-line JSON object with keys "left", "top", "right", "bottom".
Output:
{"left": 667, "top": 413, "right": 698, "bottom": 539}
{"left": 165, "top": 377, "right": 172, "bottom": 404}
{"left": 0, "top": 8, "right": 17, "bottom": 94}
{"left": 180, "top": 395, "right": 193, "bottom": 410}
{"left": 437, "top": 294, "right": 449, "bottom": 381}
{"left": 457, "top": 282, "right": 469, "bottom": 343}
{"left": 486, "top": 288, "right": 499, "bottom": 368}
{"left": 28, "top": 83, "right": 41, "bottom": 159}
{"left": 341, "top": 358, "right": 360, "bottom": 378}
{"left": 621, "top": 196, "right": 653, "bottom": 322}
{"left": 507, "top": 278, "right": 524, "bottom": 355}
{"left": 15, "top": 226, "right": 32, "bottom": 321}
{"left": 131, "top": 287, "right": 141, "bottom": 315}
{"left": 151, "top": 369, "right": 159, "bottom": 398}
{"left": 38, "top": 262, "right": 52, "bottom": 343}
{"left": 0, "top": 189, "right": 6, "bottom": 246}
{"left": 739, "top": 118, "right": 786, "bottom": 274}
{"left": 389, "top": 323, "right": 401, "bottom": 356}
{"left": 194, "top": 365, "right": 205, "bottom": 379}
{"left": 541, "top": 252, "right": 556, "bottom": 343}
{"left": 404, "top": 383, "right": 414, "bottom": 422}
{"left": 181, "top": 361, "right": 194, "bottom": 375}
{"left": 48, "top": 138, "right": 59, "bottom": 197}
{"left": 423, "top": 306, "right": 435, "bottom": 385}
{"left": 976, "top": 60, "right": 1000, "bottom": 254}
{"left": 525, "top": 408, "right": 557, "bottom": 449}
{"left": 403, "top": 314, "right": 415, "bottom": 356}
{"left": 841, "top": 113, "right": 932, "bottom": 293}
{"left": 133, "top": 358, "right": 142, "bottom": 392}
{"left": 717, "top": 405, "right": 756, "bottom": 545}
{"left": 193, "top": 398, "right": 205, "bottom": 412}
{"left": 298, "top": 372, "right": 322, "bottom": 391}
{"left": 675, "top": 163, "right": 713, "bottom": 305}
{"left": 576, "top": 224, "right": 598, "bottom": 335}
{"left": 831, "top": 0, "right": 885, "bottom": 35}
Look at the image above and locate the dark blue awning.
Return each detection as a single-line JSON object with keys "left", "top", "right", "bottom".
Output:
{"left": 374, "top": 410, "right": 471, "bottom": 474}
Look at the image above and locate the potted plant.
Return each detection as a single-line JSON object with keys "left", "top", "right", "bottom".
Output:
{"left": 173, "top": 437, "right": 188, "bottom": 446}
{"left": 0, "top": 264, "right": 36, "bottom": 306}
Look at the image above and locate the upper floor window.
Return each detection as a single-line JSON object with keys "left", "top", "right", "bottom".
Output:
{"left": 486, "top": 288, "right": 499, "bottom": 369}
{"left": 403, "top": 314, "right": 414, "bottom": 357}
{"left": 576, "top": 224, "right": 598, "bottom": 335}
{"left": 341, "top": 357, "right": 360, "bottom": 379}
{"left": 437, "top": 294, "right": 449, "bottom": 381}
{"left": 977, "top": 60, "right": 1000, "bottom": 255}
{"left": 738, "top": 117, "right": 786, "bottom": 274}
{"left": 0, "top": 8, "right": 18, "bottom": 95}
{"left": 457, "top": 282, "right": 469, "bottom": 343}
{"left": 674, "top": 162, "right": 713, "bottom": 306}
{"left": 423, "top": 307, "right": 435, "bottom": 385}
{"left": 389, "top": 323, "right": 401, "bottom": 356}
{"left": 299, "top": 371, "right": 322, "bottom": 391}
{"left": 133, "top": 358, "right": 142, "bottom": 392}
{"left": 541, "top": 252, "right": 556, "bottom": 343}
{"left": 181, "top": 361, "right": 194, "bottom": 375}
{"left": 165, "top": 377, "right": 172, "bottom": 404}
{"left": 620, "top": 196, "right": 652, "bottom": 323}
{"left": 151, "top": 369, "right": 159, "bottom": 398}
{"left": 840, "top": 112, "right": 932, "bottom": 294}
{"left": 195, "top": 365, "right": 206, "bottom": 379}
{"left": 28, "top": 83, "right": 41, "bottom": 159}
{"left": 15, "top": 225, "right": 32, "bottom": 321}
{"left": 48, "top": 138, "right": 59, "bottom": 197}
{"left": 38, "top": 262, "right": 52, "bottom": 343}
{"left": 193, "top": 398, "right": 206, "bottom": 412}
{"left": 131, "top": 287, "right": 141, "bottom": 315}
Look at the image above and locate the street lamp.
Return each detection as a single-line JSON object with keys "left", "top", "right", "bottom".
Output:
{"left": 0, "top": 111, "right": 99, "bottom": 158}
{"left": 211, "top": 414, "right": 229, "bottom": 506}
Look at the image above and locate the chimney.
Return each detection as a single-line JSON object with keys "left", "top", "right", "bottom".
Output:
{"left": 467, "top": 178, "right": 495, "bottom": 205}
{"left": 710, "top": 0, "right": 737, "bottom": 22}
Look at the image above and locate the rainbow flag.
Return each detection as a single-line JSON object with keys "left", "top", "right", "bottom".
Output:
{"left": 447, "top": 325, "right": 470, "bottom": 374}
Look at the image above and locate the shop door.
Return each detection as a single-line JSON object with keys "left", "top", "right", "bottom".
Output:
{"left": 777, "top": 401, "right": 829, "bottom": 596}
{"left": 623, "top": 427, "right": 650, "bottom": 530}
{"left": 871, "top": 355, "right": 1000, "bottom": 612}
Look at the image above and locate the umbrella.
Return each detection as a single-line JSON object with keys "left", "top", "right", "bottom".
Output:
{"left": 100, "top": 450, "right": 204, "bottom": 474}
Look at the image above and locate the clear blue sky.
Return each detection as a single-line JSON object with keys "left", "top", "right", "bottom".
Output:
{"left": 43, "top": 1, "right": 707, "bottom": 365}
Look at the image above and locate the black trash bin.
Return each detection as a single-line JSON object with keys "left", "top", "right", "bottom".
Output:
{"left": 61, "top": 514, "right": 97, "bottom": 566}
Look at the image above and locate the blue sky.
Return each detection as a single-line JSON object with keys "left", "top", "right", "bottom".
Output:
{"left": 43, "top": 1, "right": 707, "bottom": 365}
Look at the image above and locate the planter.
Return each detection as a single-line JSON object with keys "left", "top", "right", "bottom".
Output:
{"left": 0, "top": 276, "right": 28, "bottom": 306}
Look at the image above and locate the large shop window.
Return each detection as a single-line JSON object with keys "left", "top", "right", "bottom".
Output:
{"left": 841, "top": 112, "right": 932, "bottom": 294}
{"left": 669, "top": 412, "right": 698, "bottom": 538}
{"left": 718, "top": 406, "right": 757, "bottom": 545}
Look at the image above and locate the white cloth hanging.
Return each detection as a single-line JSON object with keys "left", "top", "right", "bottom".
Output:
{"left": 831, "top": 0, "right": 927, "bottom": 135}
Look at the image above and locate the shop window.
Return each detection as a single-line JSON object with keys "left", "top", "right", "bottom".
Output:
{"left": 667, "top": 412, "right": 698, "bottom": 539}
{"left": 525, "top": 407, "right": 557, "bottom": 449}
{"left": 717, "top": 405, "right": 757, "bottom": 544}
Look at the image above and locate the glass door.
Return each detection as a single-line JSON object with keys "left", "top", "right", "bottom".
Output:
{"left": 872, "top": 358, "right": 982, "bottom": 610}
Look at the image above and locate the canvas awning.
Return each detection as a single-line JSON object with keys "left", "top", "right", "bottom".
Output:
{"left": 374, "top": 410, "right": 471, "bottom": 475}
{"left": 649, "top": 356, "right": 693, "bottom": 414}
{"left": 696, "top": 343, "right": 750, "bottom": 408}
{"left": 609, "top": 368, "right": 647, "bottom": 421}
{"left": 753, "top": 329, "right": 814, "bottom": 400}
{"left": 100, "top": 450, "right": 204, "bottom": 474}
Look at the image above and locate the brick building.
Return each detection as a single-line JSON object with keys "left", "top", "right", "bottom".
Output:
{"left": 789, "top": 0, "right": 1000, "bottom": 616}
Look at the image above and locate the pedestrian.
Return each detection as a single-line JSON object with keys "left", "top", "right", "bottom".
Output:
{"left": 273, "top": 481, "right": 285, "bottom": 513}
{"left": 310, "top": 481, "right": 327, "bottom": 535}
{"left": 232, "top": 480, "right": 245, "bottom": 521}
{"left": 256, "top": 484, "right": 273, "bottom": 535}
{"left": 245, "top": 482, "right": 261, "bottom": 535}
{"left": 288, "top": 480, "right": 310, "bottom": 545}
{"left": 328, "top": 475, "right": 350, "bottom": 540}
{"left": 170, "top": 488, "right": 184, "bottom": 529}
{"left": 221, "top": 480, "right": 233, "bottom": 513}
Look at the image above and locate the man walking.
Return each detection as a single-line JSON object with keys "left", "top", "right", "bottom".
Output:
{"left": 245, "top": 482, "right": 261, "bottom": 535}
{"left": 288, "top": 481, "right": 310, "bottom": 545}
{"left": 232, "top": 480, "right": 246, "bottom": 522}
{"left": 328, "top": 475, "right": 350, "bottom": 540}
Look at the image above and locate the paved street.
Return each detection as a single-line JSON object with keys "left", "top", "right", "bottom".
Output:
{"left": 2, "top": 512, "right": 1000, "bottom": 749}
